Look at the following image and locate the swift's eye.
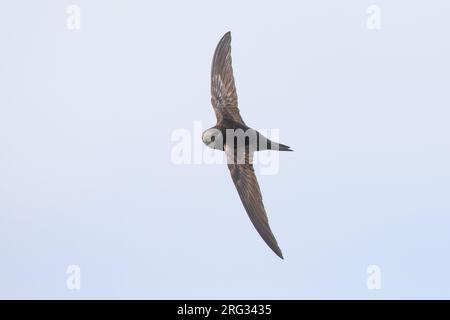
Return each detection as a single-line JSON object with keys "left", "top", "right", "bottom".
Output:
{"left": 211, "top": 136, "right": 215, "bottom": 142}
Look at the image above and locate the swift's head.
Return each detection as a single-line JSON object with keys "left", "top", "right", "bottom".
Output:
{"left": 202, "top": 127, "right": 223, "bottom": 150}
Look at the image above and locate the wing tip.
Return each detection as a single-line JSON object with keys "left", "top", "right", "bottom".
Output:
{"left": 212, "top": 31, "right": 233, "bottom": 73}
{"left": 220, "top": 31, "right": 232, "bottom": 44}
{"left": 273, "top": 247, "right": 284, "bottom": 260}
{"left": 278, "top": 143, "right": 293, "bottom": 152}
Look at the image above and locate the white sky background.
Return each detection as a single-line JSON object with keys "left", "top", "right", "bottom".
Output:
{"left": 0, "top": 0, "right": 449, "bottom": 299}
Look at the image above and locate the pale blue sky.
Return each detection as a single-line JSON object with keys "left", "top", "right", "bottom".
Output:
{"left": 0, "top": 0, "right": 449, "bottom": 299}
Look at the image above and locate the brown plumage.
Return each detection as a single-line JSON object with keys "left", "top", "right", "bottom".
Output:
{"left": 203, "top": 32, "right": 292, "bottom": 259}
